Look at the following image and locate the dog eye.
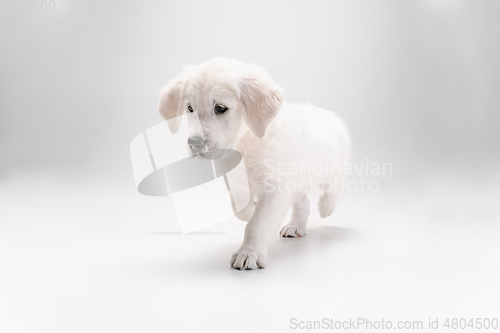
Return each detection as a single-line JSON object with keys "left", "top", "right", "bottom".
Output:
{"left": 188, "top": 105, "right": 193, "bottom": 112}
{"left": 214, "top": 104, "right": 228, "bottom": 114}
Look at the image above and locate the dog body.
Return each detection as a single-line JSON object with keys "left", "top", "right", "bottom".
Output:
{"left": 159, "top": 58, "right": 350, "bottom": 270}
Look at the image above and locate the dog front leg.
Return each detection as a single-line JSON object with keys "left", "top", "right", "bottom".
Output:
{"left": 230, "top": 191, "right": 292, "bottom": 270}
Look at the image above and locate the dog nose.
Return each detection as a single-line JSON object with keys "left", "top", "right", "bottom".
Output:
{"left": 188, "top": 136, "right": 207, "bottom": 151}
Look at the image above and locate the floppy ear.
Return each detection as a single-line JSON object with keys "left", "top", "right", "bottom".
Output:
{"left": 158, "top": 75, "right": 185, "bottom": 134}
{"left": 236, "top": 70, "right": 284, "bottom": 138}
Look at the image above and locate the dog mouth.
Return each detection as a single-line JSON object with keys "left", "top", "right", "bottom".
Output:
{"left": 195, "top": 150, "right": 212, "bottom": 159}
{"left": 193, "top": 148, "right": 231, "bottom": 161}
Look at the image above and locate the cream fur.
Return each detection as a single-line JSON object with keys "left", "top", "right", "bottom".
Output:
{"left": 159, "top": 58, "right": 350, "bottom": 270}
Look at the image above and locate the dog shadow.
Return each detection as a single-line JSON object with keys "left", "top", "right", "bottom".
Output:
{"left": 151, "top": 231, "right": 226, "bottom": 235}
{"left": 147, "top": 226, "right": 357, "bottom": 277}
{"left": 270, "top": 226, "right": 357, "bottom": 265}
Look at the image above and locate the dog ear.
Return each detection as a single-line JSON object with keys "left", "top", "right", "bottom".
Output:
{"left": 158, "top": 75, "right": 185, "bottom": 134}
{"left": 236, "top": 70, "right": 284, "bottom": 138}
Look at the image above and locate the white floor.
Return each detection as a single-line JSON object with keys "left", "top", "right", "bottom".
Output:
{"left": 1, "top": 169, "right": 499, "bottom": 332}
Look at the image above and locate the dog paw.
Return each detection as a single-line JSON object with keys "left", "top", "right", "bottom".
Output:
{"left": 279, "top": 225, "right": 305, "bottom": 238}
{"left": 230, "top": 247, "right": 267, "bottom": 270}
{"left": 318, "top": 192, "right": 337, "bottom": 219}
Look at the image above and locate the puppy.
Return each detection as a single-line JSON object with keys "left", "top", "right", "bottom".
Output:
{"left": 159, "top": 58, "right": 350, "bottom": 270}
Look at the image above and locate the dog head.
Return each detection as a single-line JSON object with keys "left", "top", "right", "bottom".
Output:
{"left": 158, "top": 58, "right": 284, "bottom": 158}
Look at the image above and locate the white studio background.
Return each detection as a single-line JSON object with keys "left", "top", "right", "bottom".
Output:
{"left": 1, "top": 1, "right": 499, "bottom": 333}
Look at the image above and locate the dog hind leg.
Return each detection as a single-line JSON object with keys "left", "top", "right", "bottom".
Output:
{"left": 318, "top": 179, "right": 338, "bottom": 218}
{"left": 279, "top": 192, "right": 310, "bottom": 237}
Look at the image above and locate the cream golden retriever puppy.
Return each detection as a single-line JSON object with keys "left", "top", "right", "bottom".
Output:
{"left": 159, "top": 58, "right": 350, "bottom": 270}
